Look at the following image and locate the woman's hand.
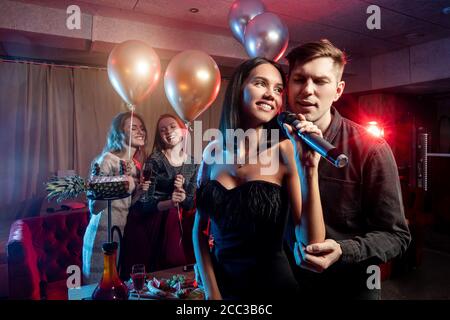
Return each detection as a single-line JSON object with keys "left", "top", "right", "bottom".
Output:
{"left": 283, "top": 114, "right": 323, "bottom": 169}
{"left": 131, "top": 180, "right": 151, "bottom": 204}
{"left": 141, "top": 180, "right": 151, "bottom": 192}
{"left": 174, "top": 174, "right": 185, "bottom": 190}
{"left": 171, "top": 188, "right": 186, "bottom": 206}
{"left": 135, "top": 180, "right": 151, "bottom": 196}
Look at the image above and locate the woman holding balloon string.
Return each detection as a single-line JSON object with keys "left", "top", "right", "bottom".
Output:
{"left": 193, "top": 57, "right": 326, "bottom": 299}
{"left": 120, "top": 114, "right": 199, "bottom": 279}
{"left": 82, "top": 111, "right": 151, "bottom": 284}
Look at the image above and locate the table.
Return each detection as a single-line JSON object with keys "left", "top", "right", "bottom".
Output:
{"left": 68, "top": 265, "right": 195, "bottom": 300}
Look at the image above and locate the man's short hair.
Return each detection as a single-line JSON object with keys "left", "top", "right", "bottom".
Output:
{"left": 286, "top": 39, "right": 347, "bottom": 80}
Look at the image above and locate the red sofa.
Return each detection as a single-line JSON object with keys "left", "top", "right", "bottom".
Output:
{"left": 7, "top": 208, "right": 89, "bottom": 300}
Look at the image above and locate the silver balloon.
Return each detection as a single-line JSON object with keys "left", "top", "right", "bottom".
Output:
{"left": 228, "top": 0, "right": 266, "bottom": 45}
{"left": 244, "top": 12, "right": 289, "bottom": 62}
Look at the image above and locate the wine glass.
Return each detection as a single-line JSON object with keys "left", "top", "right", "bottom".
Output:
{"left": 131, "top": 264, "right": 146, "bottom": 300}
{"left": 140, "top": 163, "right": 152, "bottom": 202}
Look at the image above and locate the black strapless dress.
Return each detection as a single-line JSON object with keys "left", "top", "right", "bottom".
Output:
{"left": 196, "top": 180, "right": 299, "bottom": 300}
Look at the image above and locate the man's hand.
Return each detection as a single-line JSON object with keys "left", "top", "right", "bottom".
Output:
{"left": 294, "top": 239, "right": 342, "bottom": 273}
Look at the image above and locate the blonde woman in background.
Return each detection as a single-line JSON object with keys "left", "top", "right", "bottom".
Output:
{"left": 82, "top": 111, "right": 150, "bottom": 284}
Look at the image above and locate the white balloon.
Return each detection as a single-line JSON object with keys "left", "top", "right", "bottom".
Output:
{"left": 228, "top": 0, "right": 266, "bottom": 45}
{"left": 244, "top": 12, "right": 289, "bottom": 62}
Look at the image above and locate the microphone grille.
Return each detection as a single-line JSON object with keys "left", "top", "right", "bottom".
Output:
{"left": 277, "top": 112, "right": 297, "bottom": 126}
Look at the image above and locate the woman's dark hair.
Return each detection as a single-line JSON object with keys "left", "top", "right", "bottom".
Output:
{"left": 152, "top": 113, "right": 187, "bottom": 152}
{"left": 218, "top": 57, "right": 287, "bottom": 149}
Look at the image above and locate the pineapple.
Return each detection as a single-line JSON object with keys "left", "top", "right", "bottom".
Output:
{"left": 46, "top": 161, "right": 130, "bottom": 202}
{"left": 46, "top": 175, "right": 87, "bottom": 203}
{"left": 46, "top": 175, "right": 130, "bottom": 202}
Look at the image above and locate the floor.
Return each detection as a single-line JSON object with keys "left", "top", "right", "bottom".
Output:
{"left": 381, "top": 228, "right": 450, "bottom": 300}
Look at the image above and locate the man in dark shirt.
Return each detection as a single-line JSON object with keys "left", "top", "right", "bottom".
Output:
{"left": 285, "top": 39, "right": 411, "bottom": 299}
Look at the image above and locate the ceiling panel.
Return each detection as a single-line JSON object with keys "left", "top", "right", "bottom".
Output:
{"left": 273, "top": 0, "right": 450, "bottom": 45}
{"left": 282, "top": 15, "right": 403, "bottom": 58}
{"left": 266, "top": 0, "right": 360, "bottom": 22}
{"left": 365, "top": 0, "right": 450, "bottom": 28}
{"left": 135, "top": 0, "right": 229, "bottom": 27}
{"left": 79, "top": 0, "right": 137, "bottom": 10}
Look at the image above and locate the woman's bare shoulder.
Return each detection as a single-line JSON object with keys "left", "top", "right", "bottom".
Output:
{"left": 278, "top": 139, "right": 295, "bottom": 159}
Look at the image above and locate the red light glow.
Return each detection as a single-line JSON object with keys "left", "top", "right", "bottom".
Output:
{"left": 366, "top": 121, "right": 384, "bottom": 138}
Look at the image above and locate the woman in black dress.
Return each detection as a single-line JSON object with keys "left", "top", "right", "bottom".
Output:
{"left": 121, "top": 114, "right": 199, "bottom": 278}
{"left": 193, "top": 58, "right": 325, "bottom": 299}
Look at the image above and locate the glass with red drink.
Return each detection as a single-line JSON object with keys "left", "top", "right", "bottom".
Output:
{"left": 131, "top": 264, "right": 146, "bottom": 300}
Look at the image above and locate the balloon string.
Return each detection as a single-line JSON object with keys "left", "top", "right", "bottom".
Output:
{"left": 128, "top": 106, "right": 135, "bottom": 160}
{"left": 177, "top": 121, "right": 190, "bottom": 247}
{"left": 177, "top": 203, "right": 183, "bottom": 247}
{"left": 183, "top": 122, "right": 190, "bottom": 157}
{"left": 179, "top": 121, "right": 190, "bottom": 175}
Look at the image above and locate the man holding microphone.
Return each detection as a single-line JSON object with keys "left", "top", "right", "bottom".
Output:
{"left": 284, "top": 39, "right": 410, "bottom": 299}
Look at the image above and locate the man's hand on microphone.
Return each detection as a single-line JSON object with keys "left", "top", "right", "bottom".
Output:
{"left": 282, "top": 114, "right": 323, "bottom": 169}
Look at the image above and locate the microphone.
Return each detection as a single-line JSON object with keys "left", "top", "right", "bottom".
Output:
{"left": 277, "top": 111, "right": 348, "bottom": 168}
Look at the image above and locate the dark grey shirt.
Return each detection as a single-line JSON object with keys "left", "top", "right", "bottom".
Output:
{"left": 319, "top": 107, "right": 410, "bottom": 264}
